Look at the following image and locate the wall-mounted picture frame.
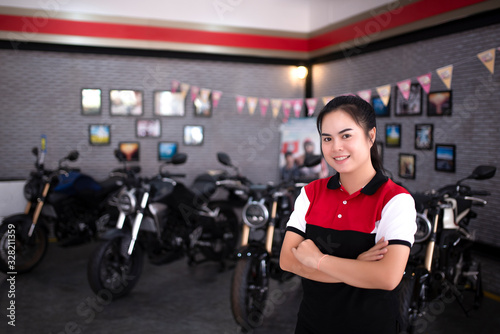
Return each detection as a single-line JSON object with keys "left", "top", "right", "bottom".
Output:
{"left": 371, "top": 95, "right": 390, "bottom": 117}
{"left": 118, "top": 142, "right": 140, "bottom": 161}
{"left": 183, "top": 125, "right": 204, "bottom": 146}
{"left": 427, "top": 91, "right": 452, "bottom": 116}
{"left": 81, "top": 88, "right": 102, "bottom": 115}
{"left": 194, "top": 95, "right": 212, "bottom": 117}
{"left": 395, "top": 83, "right": 422, "bottom": 116}
{"left": 110, "top": 89, "right": 143, "bottom": 116}
{"left": 385, "top": 123, "right": 401, "bottom": 147}
{"left": 154, "top": 91, "right": 186, "bottom": 116}
{"left": 136, "top": 118, "right": 161, "bottom": 138}
{"left": 399, "top": 153, "right": 416, "bottom": 179}
{"left": 89, "top": 124, "right": 111, "bottom": 146}
{"left": 415, "top": 124, "right": 433, "bottom": 150}
{"left": 435, "top": 144, "right": 456, "bottom": 172}
{"left": 158, "top": 141, "right": 178, "bottom": 161}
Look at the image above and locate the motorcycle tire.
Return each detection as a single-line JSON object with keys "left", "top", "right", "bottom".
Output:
{"left": 87, "top": 235, "right": 144, "bottom": 300}
{"left": 0, "top": 218, "right": 48, "bottom": 274}
{"left": 398, "top": 276, "right": 417, "bottom": 334}
{"left": 230, "top": 257, "right": 269, "bottom": 330}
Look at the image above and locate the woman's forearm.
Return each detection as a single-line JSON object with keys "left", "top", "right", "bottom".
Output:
{"left": 316, "top": 245, "right": 410, "bottom": 290}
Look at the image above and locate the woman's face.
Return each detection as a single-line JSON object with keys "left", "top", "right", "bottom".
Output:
{"left": 320, "top": 110, "right": 375, "bottom": 175}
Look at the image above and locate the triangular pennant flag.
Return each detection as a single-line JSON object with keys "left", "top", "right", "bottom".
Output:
{"left": 282, "top": 99, "right": 292, "bottom": 120}
{"left": 212, "top": 90, "right": 222, "bottom": 109}
{"left": 271, "top": 99, "right": 282, "bottom": 118}
{"left": 357, "top": 89, "right": 371, "bottom": 103}
{"left": 247, "top": 97, "right": 258, "bottom": 115}
{"left": 396, "top": 79, "right": 412, "bottom": 100}
{"left": 292, "top": 99, "right": 303, "bottom": 118}
{"left": 477, "top": 48, "right": 495, "bottom": 74}
{"left": 200, "top": 88, "right": 211, "bottom": 101}
{"left": 322, "top": 96, "right": 335, "bottom": 105}
{"left": 259, "top": 98, "right": 270, "bottom": 117}
{"left": 236, "top": 95, "right": 246, "bottom": 114}
{"left": 180, "top": 83, "right": 190, "bottom": 98}
{"left": 305, "top": 98, "right": 318, "bottom": 116}
{"left": 436, "top": 65, "right": 453, "bottom": 90}
{"left": 375, "top": 84, "right": 391, "bottom": 107}
{"left": 417, "top": 73, "right": 432, "bottom": 94}
{"left": 171, "top": 80, "right": 180, "bottom": 93}
{"left": 190, "top": 86, "right": 200, "bottom": 102}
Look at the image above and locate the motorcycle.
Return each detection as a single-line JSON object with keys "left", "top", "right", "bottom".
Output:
{"left": 87, "top": 152, "right": 241, "bottom": 299}
{"left": 398, "top": 165, "right": 496, "bottom": 333}
{"left": 0, "top": 147, "right": 137, "bottom": 274}
{"left": 230, "top": 155, "right": 321, "bottom": 330}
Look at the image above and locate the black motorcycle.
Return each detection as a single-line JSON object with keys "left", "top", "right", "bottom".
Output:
{"left": 398, "top": 165, "right": 496, "bottom": 333}
{"left": 87, "top": 152, "right": 241, "bottom": 299}
{"left": 230, "top": 155, "right": 321, "bottom": 330}
{"left": 0, "top": 148, "right": 136, "bottom": 274}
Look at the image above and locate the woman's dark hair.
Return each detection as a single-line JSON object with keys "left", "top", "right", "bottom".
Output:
{"left": 316, "top": 95, "right": 383, "bottom": 171}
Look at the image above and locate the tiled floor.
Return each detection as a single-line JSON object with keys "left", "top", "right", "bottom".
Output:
{"left": 1, "top": 241, "right": 499, "bottom": 334}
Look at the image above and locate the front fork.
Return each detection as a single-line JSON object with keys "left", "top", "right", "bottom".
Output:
{"left": 240, "top": 198, "right": 278, "bottom": 255}
{"left": 28, "top": 183, "right": 50, "bottom": 237}
{"left": 127, "top": 192, "right": 149, "bottom": 255}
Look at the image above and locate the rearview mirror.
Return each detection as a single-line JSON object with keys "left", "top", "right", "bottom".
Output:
{"left": 470, "top": 165, "right": 496, "bottom": 180}
{"left": 217, "top": 152, "right": 232, "bottom": 167}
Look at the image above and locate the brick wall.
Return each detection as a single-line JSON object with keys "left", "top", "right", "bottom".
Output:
{"left": 0, "top": 50, "right": 304, "bottom": 186}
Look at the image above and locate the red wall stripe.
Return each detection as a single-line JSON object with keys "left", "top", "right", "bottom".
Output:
{"left": 309, "top": 0, "right": 487, "bottom": 51}
{"left": 0, "top": 14, "right": 309, "bottom": 52}
{"left": 0, "top": 0, "right": 487, "bottom": 54}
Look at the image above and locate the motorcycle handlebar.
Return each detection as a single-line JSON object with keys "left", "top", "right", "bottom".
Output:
{"left": 471, "top": 190, "right": 490, "bottom": 196}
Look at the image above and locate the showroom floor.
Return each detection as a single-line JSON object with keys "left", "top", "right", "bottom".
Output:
{"left": 1, "top": 241, "right": 499, "bottom": 334}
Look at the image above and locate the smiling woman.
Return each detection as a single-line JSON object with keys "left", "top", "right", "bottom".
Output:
{"left": 280, "top": 95, "right": 416, "bottom": 334}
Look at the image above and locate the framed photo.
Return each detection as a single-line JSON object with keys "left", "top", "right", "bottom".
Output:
{"left": 81, "top": 88, "right": 101, "bottom": 115}
{"left": 399, "top": 153, "right": 416, "bottom": 179}
{"left": 183, "top": 125, "right": 204, "bottom": 146}
{"left": 136, "top": 119, "right": 161, "bottom": 138}
{"left": 110, "top": 89, "right": 143, "bottom": 116}
{"left": 154, "top": 91, "right": 185, "bottom": 116}
{"left": 194, "top": 95, "right": 212, "bottom": 117}
{"left": 89, "top": 124, "right": 110, "bottom": 146}
{"left": 158, "top": 141, "right": 178, "bottom": 161}
{"left": 385, "top": 123, "right": 401, "bottom": 147}
{"left": 118, "top": 142, "right": 140, "bottom": 162}
{"left": 395, "top": 83, "right": 422, "bottom": 116}
{"left": 427, "top": 91, "right": 452, "bottom": 116}
{"left": 415, "top": 124, "right": 433, "bottom": 150}
{"left": 435, "top": 144, "right": 456, "bottom": 172}
{"left": 371, "top": 95, "right": 390, "bottom": 117}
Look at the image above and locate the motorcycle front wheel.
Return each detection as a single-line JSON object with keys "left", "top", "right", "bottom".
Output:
{"left": 398, "top": 275, "right": 417, "bottom": 334}
{"left": 0, "top": 218, "right": 48, "bottom": 274}
{"left": 230, "top": 257, "right": 269, "bottom": 330}
{"left": 87, "top": 235, "right": 144, "bottom": 300}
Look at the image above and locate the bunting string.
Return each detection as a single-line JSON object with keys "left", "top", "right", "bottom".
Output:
{"left": 167, "top": 45, "right": 498, "bottom": 122}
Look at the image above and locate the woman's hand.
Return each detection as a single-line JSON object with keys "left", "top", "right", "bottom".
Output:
{"left": 357, "top": 237, "right": 388, "bottom": 261}
{"left": 291, "top": 239, "right": 323, "bottom": 269}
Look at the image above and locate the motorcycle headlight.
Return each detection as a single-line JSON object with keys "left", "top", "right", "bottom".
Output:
{"left": 242, "top": 200, "right": 269, "bottom": 228}
{"left": 414, "top": 212, "right": 432, "bottom": 243}
{"left": 117, "top": 189, "right": 137, "bottom": 215}
{"left": 23, "top": 177, "right": 40, "bottom": 202}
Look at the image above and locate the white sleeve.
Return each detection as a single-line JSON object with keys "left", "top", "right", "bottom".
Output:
{"left": 376, "top": 193, "right": 417, "bottom": 247}
{"left": 286, "top": 187, "right": 310, "bottom": 236}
